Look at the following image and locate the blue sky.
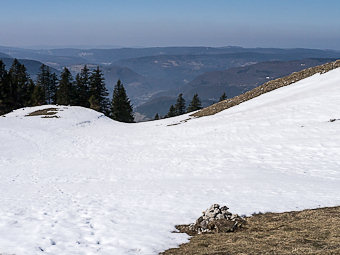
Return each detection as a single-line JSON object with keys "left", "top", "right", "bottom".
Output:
{"left": 1, "top": 0, "right": 340, "bottom": 49}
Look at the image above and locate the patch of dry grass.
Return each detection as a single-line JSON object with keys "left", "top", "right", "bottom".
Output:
{"left": 25, "top": 108, "right": 59, "bottom": 118}
{"left": 162, "top": 206, "right": 340, "bottom": 255}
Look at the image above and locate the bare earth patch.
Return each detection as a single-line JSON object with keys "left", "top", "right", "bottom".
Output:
{"left": 25, "top": 108, "right": 59, "bottom": 118}
{"left": 162, "top": 206, "right": 340, "bottom": 255}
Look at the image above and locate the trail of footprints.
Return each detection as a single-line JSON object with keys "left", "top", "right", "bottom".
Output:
{"left": 35, "top": 197, "right": 104, "bottom": 253}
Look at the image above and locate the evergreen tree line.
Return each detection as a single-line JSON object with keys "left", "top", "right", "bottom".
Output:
{"left": 154, "top": 92, "right": 227, "bottom": 120}
{"left": 0, "top": 59, "right": 134, "bottom": 122}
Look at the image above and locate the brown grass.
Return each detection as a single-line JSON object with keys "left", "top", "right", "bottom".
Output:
{"left": 25, "top": 108, "right": 59, "bottom": 118}
{"left": 192, "top": 59, "right": 340, "bottom": 118}
{"left": 162, "top": 206, "right": 340, "bottom": 255}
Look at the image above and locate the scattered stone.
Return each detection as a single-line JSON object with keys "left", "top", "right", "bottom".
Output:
{"left": 177, "top": 204, "right": 245, "bottom": 235}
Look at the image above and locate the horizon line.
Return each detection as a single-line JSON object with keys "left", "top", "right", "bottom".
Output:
{"left": 0, "top": 44, "right": 339, "bottom": 52}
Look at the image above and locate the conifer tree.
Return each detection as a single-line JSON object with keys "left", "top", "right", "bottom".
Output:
{"left": 89, "top": 66, "right": 109, "bottom": 114}
{"left": 36, "top": 64, "right": 48, "bottom": 104}
{"left": 88, "top": 95, "right": 100, "bottom": 111}
{"left": 20, "top": 64, "right": 32, "bottom": 107}
{"left": 154, "top": 113, "right": 160, "bottom": 120}
{"left": 0, "top": 60, "right": 56, "bottom": 114}
{"left": 219, "top": 92, "right": 227, "bottom": 102}
{"left": 175, "top": 93, "right": 186, "bottom": 115}
{"left": 50, "top": 73, "right": 58, "bottom": 104}
{"left": 187, "top": 93, "right": 202, "bottom": 113}
{"left": 0, "top": 60, "right": 9, "bottom": 115}
{"left": 75, "top": 65, "right": 90, "bottom": 107}
{"left": 167, "top": 105, "right": 177, "bottom": 118}
{"left": 110, "top": 80, "right": 134, "bottom": 123}
{"left": 8, "top": 59, "right": 31, "bottom": 110}
{"left": 36, "top": 64, "right": 58, "bottom": 104}
{"left": 25, "top": 80, "right": 35, "bottom": 106}
{"left": 7, "top": 59, "right": 21, "bottom": 109}
{"left": 56, "top": 67, "right": 75, "bottom": 105}
{"left": 30, "top": 82, "right": 45, "bottom": 106}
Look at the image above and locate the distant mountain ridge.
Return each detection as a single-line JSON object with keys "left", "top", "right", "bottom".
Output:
{"left": 1, "top": 45, "right": 339, "bottom": 68}
{"left": 102, "top": 65, "right": 159, "bottom": 104}
{"left": 135, "top": 58, "right": 337, "bottom": 118}
{"left": 0, "top": 57, "right": 59, "bottom": 80}
{"left": 184, "top": 58, "right": 337, "bottom": 100}
{"left": 0, "top": 52, "right": 11, "bottom": 58}
{"left": 2, "top": 46, "right": 340, "bottom": 118}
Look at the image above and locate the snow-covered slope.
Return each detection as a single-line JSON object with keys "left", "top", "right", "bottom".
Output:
{"left": 1, "top": 68, "right": 340, "bottom": 254}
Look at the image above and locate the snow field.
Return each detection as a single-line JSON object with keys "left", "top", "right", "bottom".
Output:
{"left": 0, "top": 68, "right": 340, "bottom": 254}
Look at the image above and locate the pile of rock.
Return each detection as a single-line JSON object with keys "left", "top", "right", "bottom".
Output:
{"left": 186, "top": 204, "right": 245, "bottom": 234}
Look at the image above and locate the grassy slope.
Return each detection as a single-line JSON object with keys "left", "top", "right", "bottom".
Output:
{"left": 162, "top": 206, "right": 340, "bottom": 255}
{"left": 192, "top": 59, "right": 340, "bottom": 118}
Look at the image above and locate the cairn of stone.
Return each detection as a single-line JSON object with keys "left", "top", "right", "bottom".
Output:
{"left": 188, "top": 204, "right": 244, "bottom": 234}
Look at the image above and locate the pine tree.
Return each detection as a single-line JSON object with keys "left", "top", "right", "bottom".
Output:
{"left": 36, "top": 64, "right": 47, "bottom": 104}
{"left": 175, "top": 93, "right": 186, "bottom": 115}
{"left": 7, "top": 59, "right": 20, "bottom": 110}
{"left": 89, "top": 66, "right": 109, "bottom": 114}
{"left": 56, "top": 67, "right": 75, "bottom": 105}
{"left": 19, "top": 64, "right": 32, "bottom": 107}
{"left": 75, "top": 65, "right": 90, "bottom": 107}
{"left": 30, "top": 82, "right": 45, "bottom": 106}
{"left": 219, "top": 92, "right": 227, "bottom": 102}
{"left": 37, "top": 64, "right": 58, "bottom": 105}
{"left": 0, "top": 60, "right": 9, "bottom": 115}
{"left": 89, "top": 95, "right": 100, "bottom": 111}
{"left": 8, "top": 59, "right": 31, "bottom": 110}
{"left": 50, "top": 72, "right": 58, "bottom": 104}
{"left": 26, "top": 80, "right": 35, "bottom": 106}
{"left": 154, "top": 113, "right": 160, "bottom": 120}
{"left": 166, "top": 105, "right": 177, "bottom": 118}
{"left": 187, "top": 93, "right": 202, "bottom": 113}
{"left": 36, "top": 64, "right": 58, "bottom": 104}
{"left": 110, "top": 80, "right": 134, "bottom": 123}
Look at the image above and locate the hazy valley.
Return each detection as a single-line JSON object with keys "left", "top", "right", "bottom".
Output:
{"left": 1, "top": 46, "right": 340, "bottom": 120}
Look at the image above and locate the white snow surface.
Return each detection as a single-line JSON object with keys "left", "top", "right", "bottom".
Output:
{"left": 1, "top": 68, "right": 340, "bottom": 254}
